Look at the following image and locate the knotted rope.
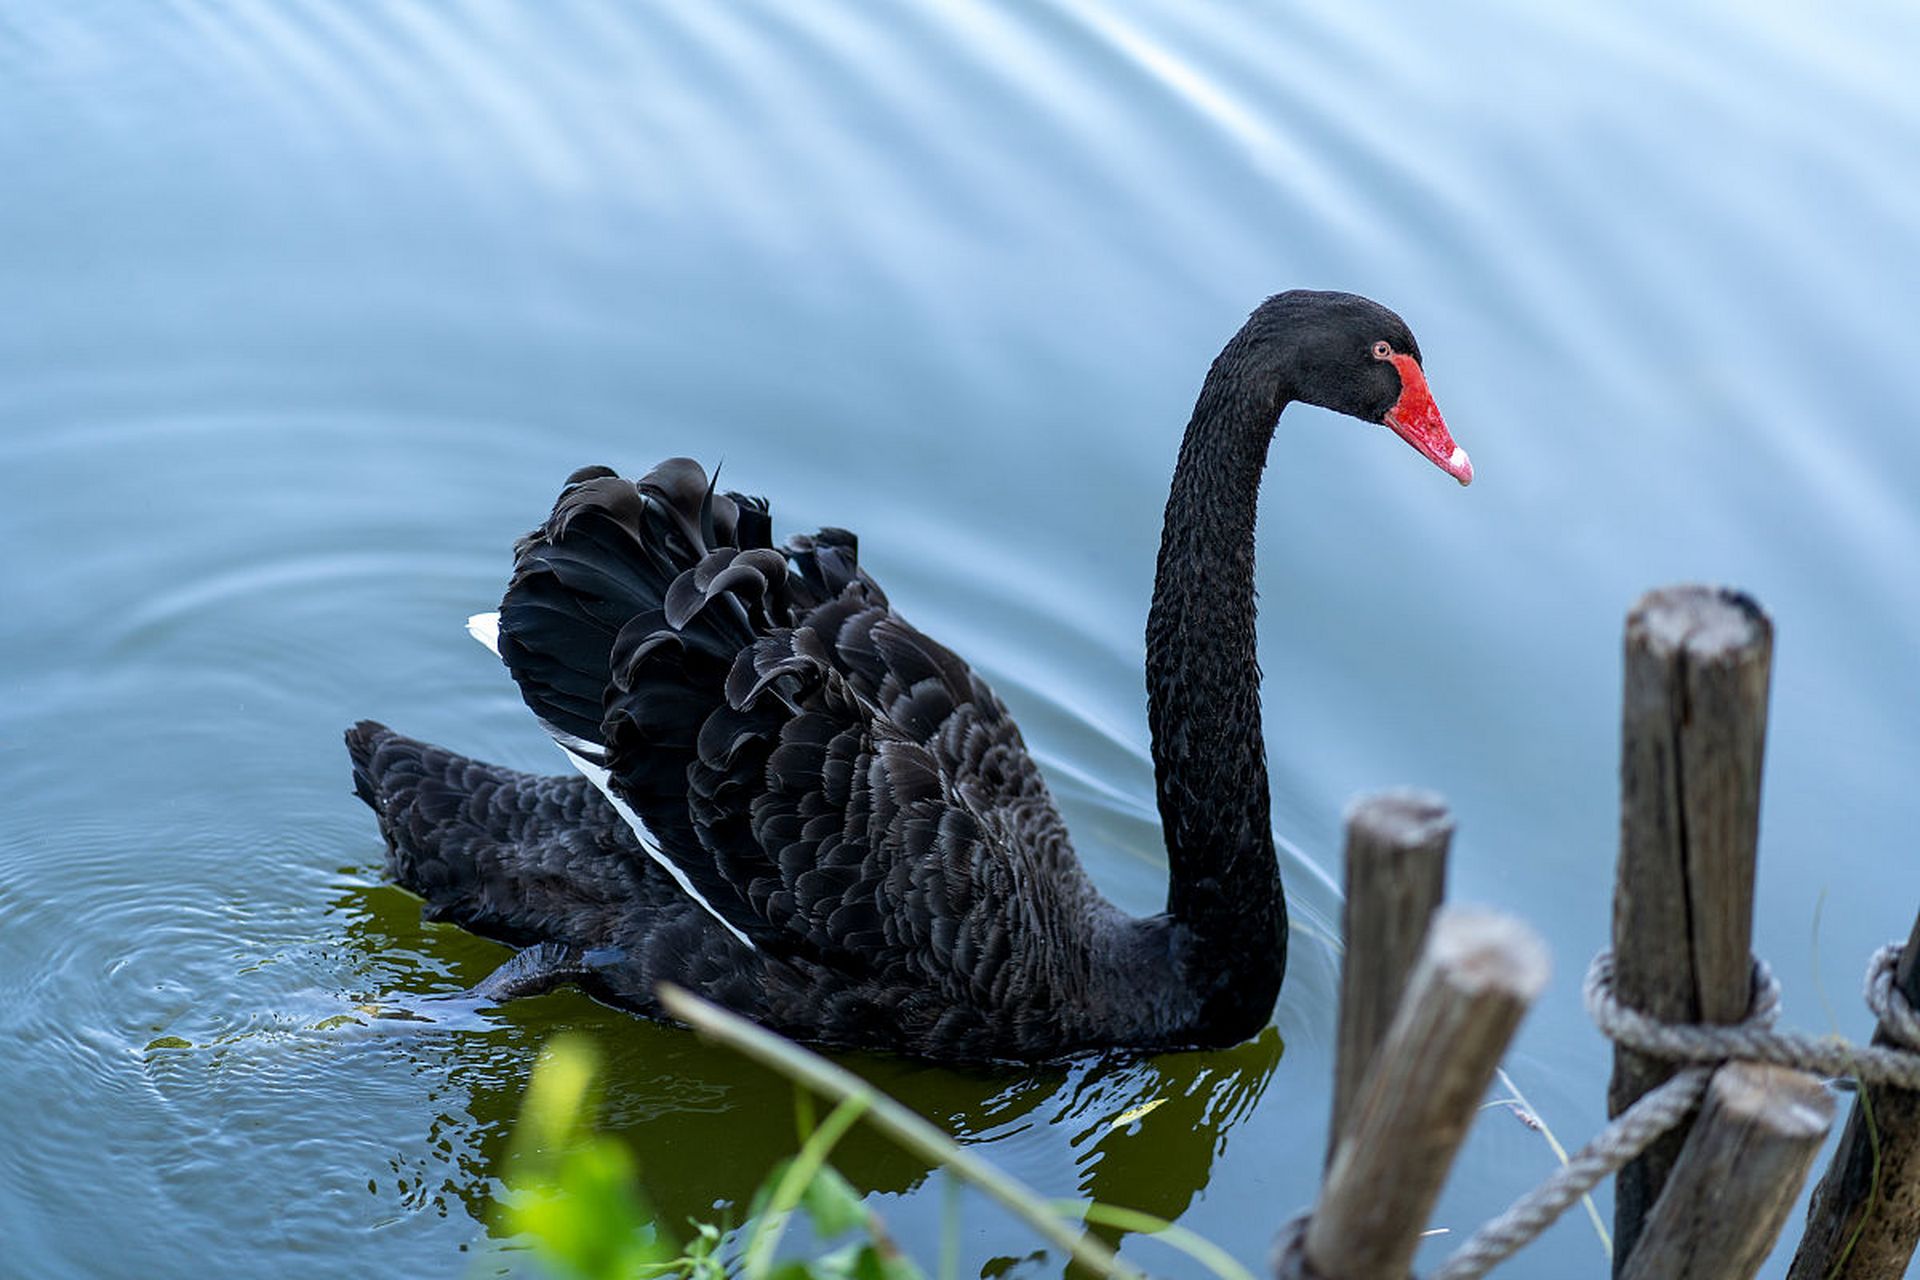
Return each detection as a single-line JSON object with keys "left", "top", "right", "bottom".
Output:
{"left": 1586, "top": 946, "right": 1920, "bottom": 1091}
{"left": 1280, "top": 943, "right": 1920, "bottom": 1280}
{"left": 1428, "top": 943, "right": 1920, "bottom": 1280}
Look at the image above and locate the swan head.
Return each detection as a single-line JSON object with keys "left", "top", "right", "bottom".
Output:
{"left": 1245, "top": 290, "right": 1473, "bottom": 486}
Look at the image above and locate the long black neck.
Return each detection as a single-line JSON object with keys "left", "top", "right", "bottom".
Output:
{"left": 1145, "top": 338, "right": 1289, "bottom": 1039}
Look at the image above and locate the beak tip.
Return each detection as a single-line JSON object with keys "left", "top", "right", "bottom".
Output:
{"left": 1448, "top": 445, "right": 1474, "bottom": 487}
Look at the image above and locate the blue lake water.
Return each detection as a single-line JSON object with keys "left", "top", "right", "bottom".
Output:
{"left": 3, "top": 2, "right": 1918, "bottom": 1276}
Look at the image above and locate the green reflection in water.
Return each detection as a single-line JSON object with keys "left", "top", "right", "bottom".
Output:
{"left": 326, "top": 863, "right": 1284, "bottom": 1272}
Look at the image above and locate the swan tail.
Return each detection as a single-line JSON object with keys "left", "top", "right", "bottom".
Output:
{"left": 343, "top": 720, "right": 638, "bottom": 946}
{"left": 496, "top": 459, "right": 884, "bottom": 758}
{"left": 496, "top": 461, "right": 771, "bottom": 747}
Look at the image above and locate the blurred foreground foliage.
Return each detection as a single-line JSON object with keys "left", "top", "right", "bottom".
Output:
{"left": 499, "top": 1035, "right": 923, "bottom": 1280}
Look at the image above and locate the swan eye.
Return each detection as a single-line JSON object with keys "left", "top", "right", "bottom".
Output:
{"left": 1371, "top": 340, "right": 1393, "bottom": 360}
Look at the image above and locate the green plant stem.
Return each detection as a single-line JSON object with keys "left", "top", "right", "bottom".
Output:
{"left": 1048, "top": 1200, "right": 1257, "bottom": 1280}
{"left": 1491, "top": 1066, "right": 1611, "bottom": 1259}
{"left": 743, "top": 1094, "right": 870, "bottom": 1280}
{"left": 657, "top": 984, "right": 1144, "bottom": 1280}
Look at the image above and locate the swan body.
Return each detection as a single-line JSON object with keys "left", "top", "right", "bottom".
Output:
{"left": 347, "top": 290, "right": 1469, "bottom": 1062}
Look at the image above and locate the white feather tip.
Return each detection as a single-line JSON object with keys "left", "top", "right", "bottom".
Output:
{"left": 466, "top": 611, "right": 502, "bottom": 656}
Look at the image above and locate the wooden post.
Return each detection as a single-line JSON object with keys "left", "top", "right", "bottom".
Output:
{"left": 1788, "top": 909, "right": 1920, "bottom": 1280}
{"left": 1620, "top": 1061, "right": 1835, "bottom": 1280}
{"left": 1609, "top": 585, "right": 1773, "bottom": 1271}
{"left": 1327, "top": 789, "right": 1452, "bottom": 1166}
{"left": 1302, "top": 907, "right": 1549, "bottom": 1280}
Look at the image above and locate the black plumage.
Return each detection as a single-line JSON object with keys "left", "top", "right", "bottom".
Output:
{"left": 347, "top": 290, "right": 1470, "bottom": 1062}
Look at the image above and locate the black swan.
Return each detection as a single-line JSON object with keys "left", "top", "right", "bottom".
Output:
{"left": 346, "top": 290, "right": 1471, "bottom": 1062}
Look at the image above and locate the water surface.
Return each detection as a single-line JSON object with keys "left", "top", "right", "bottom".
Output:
{"left": 4, "top": 2, "right": 1918, "bottom": 1276}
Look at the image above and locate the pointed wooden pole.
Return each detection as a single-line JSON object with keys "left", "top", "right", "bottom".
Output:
{"left": 1621, "top": 1061, "right": 1834, "bottom": 1280}
{"left": 1788, "top": 908, "right": 1920, "bottom": 1280}
{"left": 1302, "top": 907, "right": 1549, "bottom": 1280}
{"left": 1326, "top": 789, "right": 1452, "bottom": 1166}
{"left": 1608, "top": 585, "right": 1773, "bottom": 1273}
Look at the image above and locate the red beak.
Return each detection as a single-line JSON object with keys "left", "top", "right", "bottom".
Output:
{"left": 1384, "top": 353, "right": 1472, "bottom": 486}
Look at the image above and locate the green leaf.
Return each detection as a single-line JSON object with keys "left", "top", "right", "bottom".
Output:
{"left": 844, "top": 1242, "right": 924, "bottom": 1280}
{"left": 809, "top": 1242, "right": 864, "bottom": 1279}
{"left": 496, "top": 1037, "right": 678, "bottom": 1280}
{"left": 800, "top": 1166, "right": 866, "bottom": 1239}
{"left": 744, "top": 1097, "right": 870, "bottom": 1280}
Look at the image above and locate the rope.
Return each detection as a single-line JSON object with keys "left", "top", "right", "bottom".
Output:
{"left": 1429, "top": 1068, "right": 1711, "bottom": 1280}
{"left": 1866, "top": 944, "right": 1920, "bottom": 1049}
{"left": 1588, "top": 946, "right": 1920, "bottom": 1090}
{"left": 1408, "top": 943, "right": 1920, "bottom": 1280}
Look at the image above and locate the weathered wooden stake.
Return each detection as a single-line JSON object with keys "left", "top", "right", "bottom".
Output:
{"left": 1787, "top": 908, "right": 1920, "bottom": 1280}
{"left": 1302, "top": 907, "right": 1549, "bottom": 1280}
{"left": 1620, "top": 1061, "right": 1835, "bottom": 1280}
{"left": 1609, "top": 585, "right": 1774, "bottom": 1272}
{"left": 1326, "top": 788, "right": 1452, "bottom": 1167}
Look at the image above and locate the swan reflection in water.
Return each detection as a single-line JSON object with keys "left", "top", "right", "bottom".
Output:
{"left": 960, "top": 1029, "right": 1285, "bottom": 1270}
{"left": 325, "top": 877, "right": 1284, "bottom": 1271}
{"left": 543, "top": 1016, "right": 1283, "bottom": 1273}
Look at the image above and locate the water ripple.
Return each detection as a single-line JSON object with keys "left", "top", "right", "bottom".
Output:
{"left": 6, "top": 2, "right": 1919, "bottom": 1277}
